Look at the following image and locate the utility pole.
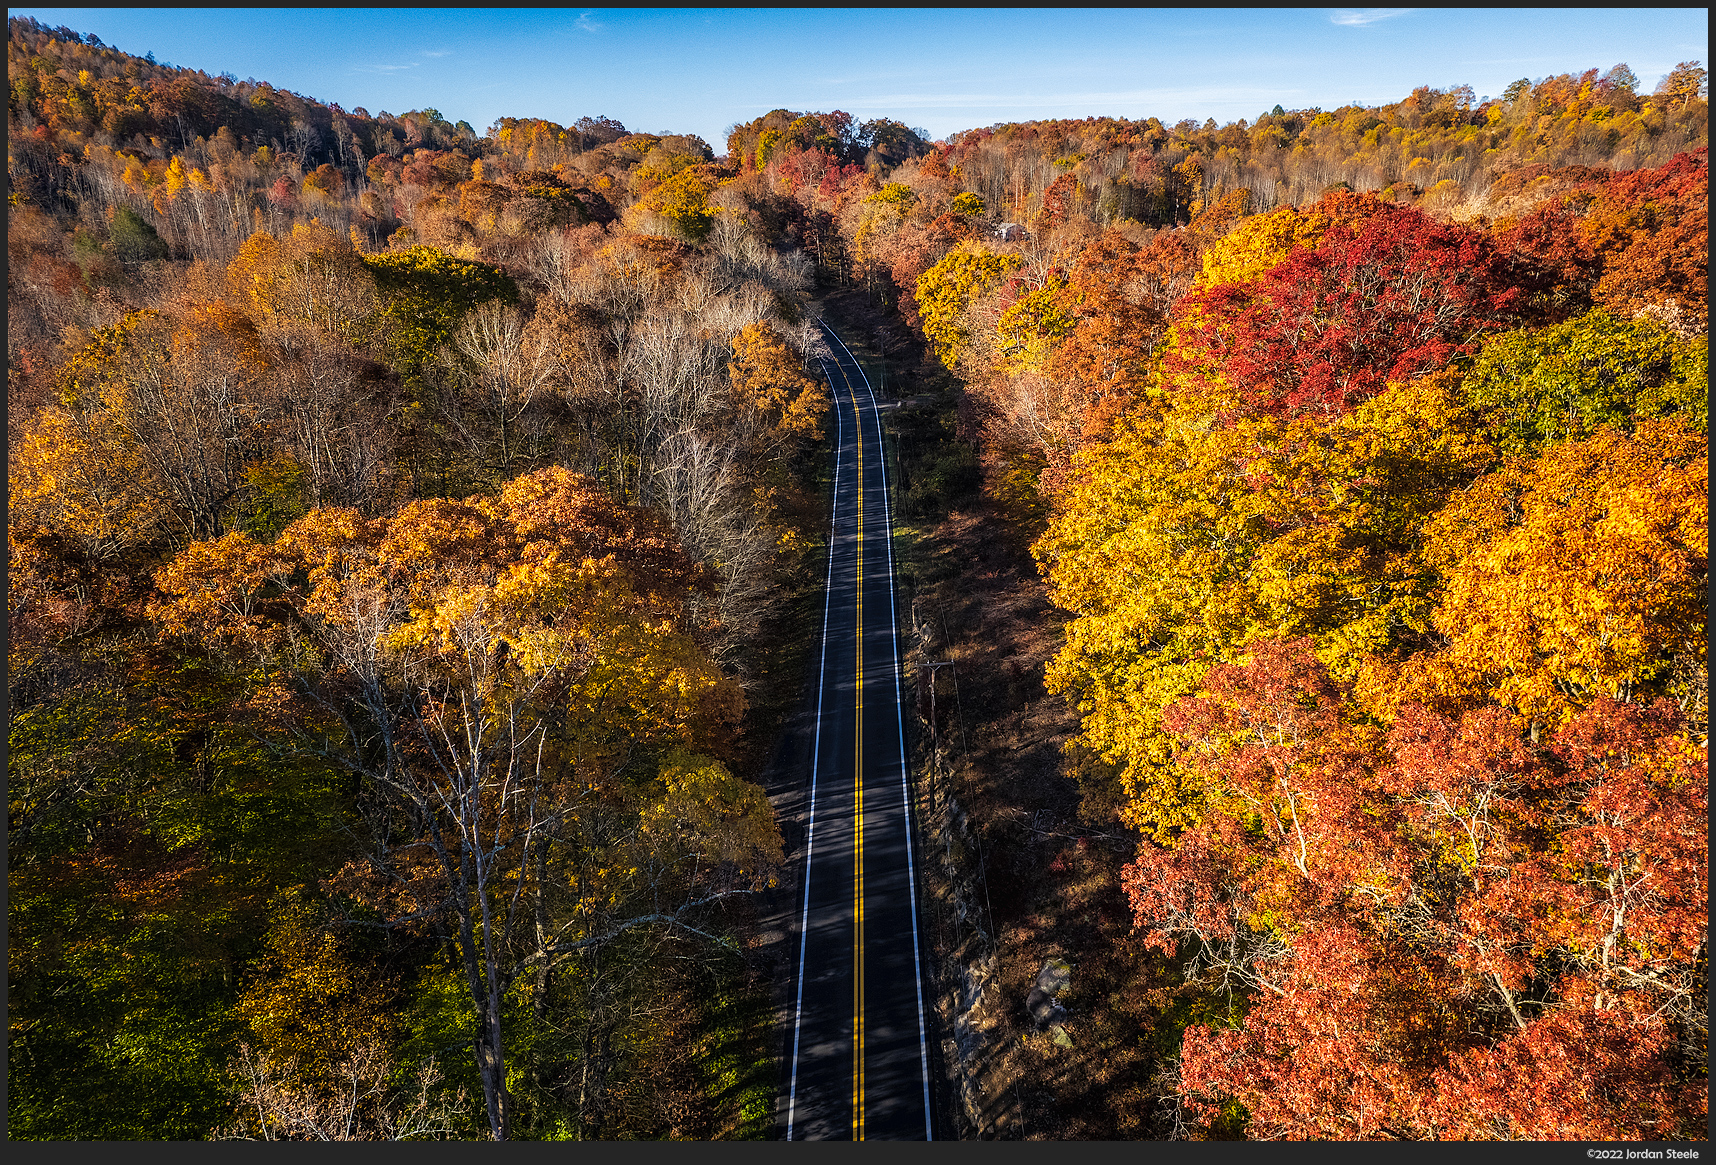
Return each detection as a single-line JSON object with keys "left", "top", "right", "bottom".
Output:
{"left": 875, "top": 329, "right": 887, "bottom": 398}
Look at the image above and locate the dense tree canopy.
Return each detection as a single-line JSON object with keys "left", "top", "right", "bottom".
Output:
{"left": 8, "top": 13, "right": 1707, "bottom": 1142}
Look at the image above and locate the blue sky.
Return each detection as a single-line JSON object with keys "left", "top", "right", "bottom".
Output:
{"left": 15, "top": 8, "right": 1709, "bottom": 147}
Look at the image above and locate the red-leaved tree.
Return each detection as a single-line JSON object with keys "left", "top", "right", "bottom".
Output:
{"left": 1579, "top": 148, "right": 1708, "bottom": 328}
{"left": 1169, "top": 194, "right": 1522, "bottom": 418}
{"left": 1128, "top": 639, "right": 1707, "bottom": 1139}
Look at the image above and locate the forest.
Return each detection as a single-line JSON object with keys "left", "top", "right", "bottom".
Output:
{"left": 7, "top": 15, "right": 1708, "bottom": 1140}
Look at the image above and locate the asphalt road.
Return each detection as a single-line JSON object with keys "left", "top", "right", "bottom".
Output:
{"left": 782, "top": 321, "right": 935, "bottom": 1141}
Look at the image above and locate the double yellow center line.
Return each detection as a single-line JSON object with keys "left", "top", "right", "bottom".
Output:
{"left": 812, "top": 320, "right": 931, "bottom": 1142}
{"left": 847, "top": 362, "right": 868, "bottom": 1141}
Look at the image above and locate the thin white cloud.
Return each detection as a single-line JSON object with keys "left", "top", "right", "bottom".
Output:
{"left": 762, "top": 86, "right": 1295, "bottom": 112}
{"left": 422, "top": 49, "right": 452, "bottom": 58}
{"left": 575, "top": 11, "right": 603, "bottom": 32}
{"left": 1330, "top": 9, "right": 1412, "bottom": 26}
{"left": 355, "top": 62, "right": 420, "bottom": 74}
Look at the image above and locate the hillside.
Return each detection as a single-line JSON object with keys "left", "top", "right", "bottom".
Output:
{"left": 8, "top": 15, "right": 1707, "bottom": 1141}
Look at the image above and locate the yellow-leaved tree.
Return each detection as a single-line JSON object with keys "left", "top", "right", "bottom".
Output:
{"left": 226, "top": 221, "right": 378, "bottom": 345}
{"left": 1191, "top": 203, "right": 1328, "bottom": 291}
{"left": 225, "top": 890, "right": 470, "bottom": 1141}
{"left": 1408, "top": 416, "right": 1707, "bottom": 731}
{"left": 726, "top": 320, "right": 829, "bottom": 454}
{"left": 154, "top": 467, "right": 779, "bottom": 1140}
{"left": 11, "top": 304, "right": 279, "bottom": 547}
{"left": 1037, "top": 375, "right": 1497, "bottom": 837}
{"left": 625, "top": 165, "right": 721, "bottom": 243}
{"left": 915, "top": 246, "right": 1024, "bottom": 371}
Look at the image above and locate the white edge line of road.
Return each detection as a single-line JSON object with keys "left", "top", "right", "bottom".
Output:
{"left": 821, "top": 319, "right": 936, "bottom": 1141}
{"left": 787, "top": 352, "right": 843, "bottom": 1141}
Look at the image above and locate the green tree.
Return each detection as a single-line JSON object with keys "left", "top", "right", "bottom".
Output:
{"left": 109, "top": 204, "right": 168, "bottom": 262}
{"left": 360, "top": 245, "right": 518, "bottom": 378}
{"left": 7, "top": 612, "right": 349, "bottom": 1140}
{"left": 1461, "top": 308, "right": 1707, "bottom": 453}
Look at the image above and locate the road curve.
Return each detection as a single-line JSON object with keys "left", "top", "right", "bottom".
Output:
{"left": 783, "top": 320, "right": 934, "bottom": 1141}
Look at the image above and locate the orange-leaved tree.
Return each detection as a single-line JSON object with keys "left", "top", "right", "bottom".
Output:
{"left": 153, "top": 467, "right": 778, "bottom": 1139}
{"left": 1134, "top": 640, "right": 1706, "bottom": 1140}
{"left": 1406, "top": 416, "right": 1708, "bottom": 732}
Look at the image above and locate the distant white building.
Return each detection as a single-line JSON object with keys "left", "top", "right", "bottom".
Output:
{"left": 995, "top": 222, "right": 1026, "bottom": 241}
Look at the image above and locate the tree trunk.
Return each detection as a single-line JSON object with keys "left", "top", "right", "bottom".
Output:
{"left": 475, "top": 1017, "right": 511, "bottom": 1139}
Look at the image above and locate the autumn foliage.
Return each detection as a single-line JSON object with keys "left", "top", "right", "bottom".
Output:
{"left": 1128, "top": 641, "right": 1705, "bottom": 1139}
{"left": 7, "top": 12, "right": 1708, "bottom": 1142}
{"left": 1030, "top": 153, "right": 1707, "bottom": 1140}
{"left": 150, "top": 470, "right": 772, "bottom": 1139}
{"left": 864, "top": 102, "right": 1707, "bottom": 1137}
{"left": 8, "top": 18, "right": 823, "bottom": 1141}
{"left": 715, "top": 57, "right": 1709, "bottom": 1145}
{"left": 1168, "top": 194, "right": 1522, "bottom": 417}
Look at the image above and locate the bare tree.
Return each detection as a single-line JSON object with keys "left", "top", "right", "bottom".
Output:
{"left": 650, "top": 428, "right": 776, "bottom": 656}
{"left": 225, "top": 1041, "right": 468, "bottom": 1141}
{"left": 439, "top": 301, "right": 558, "bottom": 482}
{"left": 286, "top": 118, "right": 324, "bottom": 169}
{"left": 270, "top": 336, "right": 398, "bottom": 512}
{"left": 115, "top": 312, "right": 269, "bottom": 540}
